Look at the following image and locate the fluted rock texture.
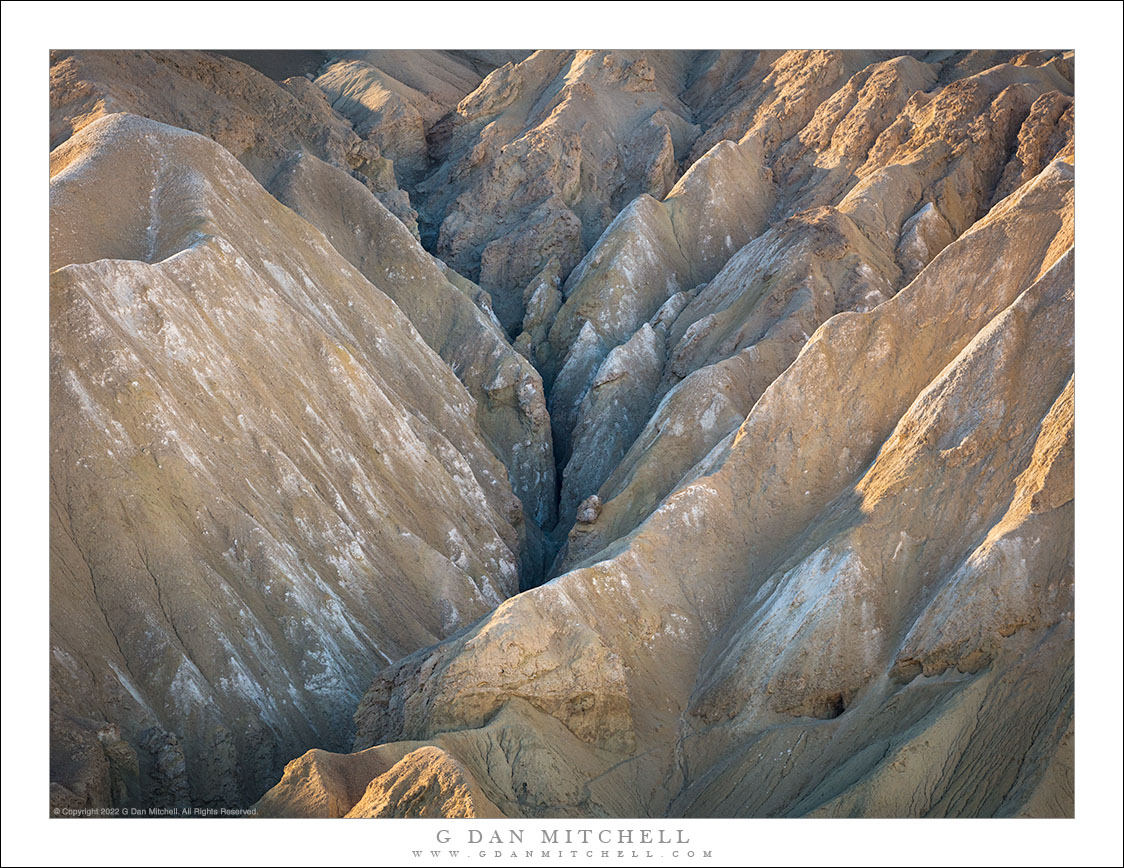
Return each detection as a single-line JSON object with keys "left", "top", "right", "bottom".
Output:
{"left": 49, "top": 48, "right": 1074, "bottom": 818}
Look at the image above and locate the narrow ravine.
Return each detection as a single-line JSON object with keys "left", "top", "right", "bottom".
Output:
{"left": 49, "top": 48, "right": 1075, "bottom": 819}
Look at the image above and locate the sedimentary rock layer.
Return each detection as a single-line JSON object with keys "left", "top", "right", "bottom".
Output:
{"left": 50, "top": 114, "right": 523, "bottom": 807}
{"left": 48, "top": 49, "right": 1076, "bottom": 819}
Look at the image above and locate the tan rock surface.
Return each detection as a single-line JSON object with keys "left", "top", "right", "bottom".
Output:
{"left": 313, "top": 51, "right": 524, "bottom": 186}
{"left": 254, "top": 744, "right": 411, "bottom": 819}
{"left": 557, "top": 323, "right": 663, "bottom": 527}
{"left": 265, "top": 149, "right": 557, "bottom": 545}
{"left": 50, "top": 49, "right": 558, "bottom": 554}
{"left": 344, "top": 747, "right": 504, "bottom": 818}
{"left": 50, "top": 114, "right": 523, "bottom": 806}
{"left": 552, "top": 50, "right": 1074, "bottom": 558}
{"left": 414, "top": 50, "right": 704, "bottom": 322}
{"left": 341, "top": 159, "right": 1074, "bottom": 818}
{"left": 50, "top": 49, "right": 420, "bottom": 235}
{"left": 50, "top": 49, "right": 1078, "bottom": 821}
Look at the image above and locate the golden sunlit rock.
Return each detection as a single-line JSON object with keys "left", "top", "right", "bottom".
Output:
{"left": 49, "top": 48, "right": 1075, "bottom": 819}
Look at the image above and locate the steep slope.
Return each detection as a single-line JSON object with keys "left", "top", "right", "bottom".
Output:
{"left": 49, "top": 114, "right": 525, "bottom": 809}
{"left": 260, "top": 155, "right": 1074, "bottom": 818}
{"left": 265, "top": 151, "right": 556, "bottom": 570}
{"left": 49, "top": 49, "right": 418, "bottom": 234}
{"left": 548, "top": 50, "right": 1073, "bottom": 566}
{"left": 50, "top": 49, "right": 558, "bottom": 560}
{"left": 48, "top": 48, "right": 1078, "bottom": 822}
{"left": 314, "top": 50, "right": 530, "bottom": 187}
{"left": 412, "top": 50, "right": 707, "bottom": 332}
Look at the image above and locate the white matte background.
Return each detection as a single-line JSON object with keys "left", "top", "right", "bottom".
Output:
{"left": 3, "top": 3, "right": 1121, "bottom": 865}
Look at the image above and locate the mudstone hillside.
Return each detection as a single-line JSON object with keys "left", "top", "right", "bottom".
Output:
{"left": 49, "top": 49, "right": 1074, "bottom": 818}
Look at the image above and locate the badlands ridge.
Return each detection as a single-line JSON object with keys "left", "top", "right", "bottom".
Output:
{"left": 49, "top": 49, "right": 1074, "bottom": 817}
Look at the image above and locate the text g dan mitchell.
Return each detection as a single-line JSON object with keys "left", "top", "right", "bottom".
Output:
{"left": 436, "top": 829, "right": 692, "bottom": 845}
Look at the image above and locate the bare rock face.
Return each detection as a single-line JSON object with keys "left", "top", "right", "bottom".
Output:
{"left": 414, "top": 50, "right": 704, "bottom": 323}
{"left": 49, "top": 114, "right": 523, "bottom": 807}
{"left": 313, "top": 51, "right": 524, "bottom": 187}
{"left": 255, "top": 700, "right": 628, "bottom": 819}
{"left": 49, "top": 49, "right": 420, "bottom": 236}
{"left": 343, "top": 747, "right": 504, "bottom": 818}
{"left": 513, "top": 258, "right": 564, "bottom": 369}
{"left": 50, "top": 713, "right": 141, "bottom": 812}
{"left": 557, "top": 324, "right": 663, "bottom": 528}
{"left": 253, "top": 743, "right": 503, "bottom": 819}
{"left": 897, "top": 201, "right": 957, "bottom": 282}
{"left": 49, "top": 48, "right": 557, "bottom": 555}
{"left": 335, "top": 158, "right": 1074, "bottom": 819}
{"left": 254, "top": 746, "right": 405, "bottom": 819}
{"left": 551, "top": 50, "right": 1074, "bottom": 561}
{"left": 51, "top": 49, "right": 1077, "bottom": 821}
{"left": 574, "top": 495, "right": 602, "bottom": 525}
{"left": 264, "top": 149, "right": 557, "bottom": 548}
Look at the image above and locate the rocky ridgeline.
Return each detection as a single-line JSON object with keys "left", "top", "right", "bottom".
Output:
{"left": 49, "top": 49, "right": 1074, "bottom": 817}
